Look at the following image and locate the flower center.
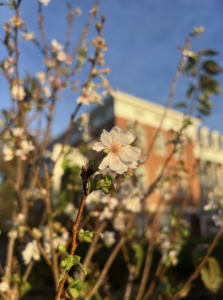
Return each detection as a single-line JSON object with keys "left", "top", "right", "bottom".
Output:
{"left": 109, "top": 144, "right": 123, "bottom": 156}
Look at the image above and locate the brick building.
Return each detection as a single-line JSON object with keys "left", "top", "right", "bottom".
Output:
{"left": 50, "top": 91, "right": 223, "bottom": 236}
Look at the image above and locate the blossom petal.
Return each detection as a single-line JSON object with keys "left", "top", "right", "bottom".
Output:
{"left": 98, "top": 153, "right": 111, "bottom": 170}
{"left": 92, "top": 142, "right": 106, "bottom": 152}
{"left": 120, "top": 146, "right": 141, "bottom": 161}
{"left": 101, "top": 129, "right": 111, "bottom": 147}
{"left": 109, "top": 154, "right": 128, "bottom": 174}
{"left": 120, "top": 131, "right": 136, "bottom": 145}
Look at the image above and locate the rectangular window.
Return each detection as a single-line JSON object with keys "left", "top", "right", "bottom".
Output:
{"left": 154, "top": 133, "right": 166, "bottom": 156}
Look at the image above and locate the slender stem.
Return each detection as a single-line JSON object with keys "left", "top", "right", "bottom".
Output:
{"left": 145, "top": 33, "right": 192, "bottom": 158}
{"left": 135, "top": 196, "right": 163, "bottom": 300}
{"left": 84, "top": 215, "right": 135, "bottom": 300}
{"left": 55, "top": 188, "right": 88, "bottom": 300}
{"left": 80, "top": 221, "right": 107, "bottom": 281}
{"left": 142, "top": 260, "right": 163, "bottom": 300}
{"left": 123, "top": 258, "right": 137, "bottom": 300}
{"left": 44, "top": 164, "right": 59, "bottom": 288}
{"left": 21, "top": 260, "right": 35, "bottom": 282}
{"left": 24, "top": 223, "right": 53, "bottom": 268}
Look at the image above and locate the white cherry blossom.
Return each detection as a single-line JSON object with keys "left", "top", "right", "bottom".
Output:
{"left": 11, "top": 85, "right": 26, "bottom": 101}
{"left": 36, "top": 72, "right": 46, "bottom": 85}
{"left": 3, "top": 145, "right": 14, "bottom": 161}
{"left": 11, "top": 127, "right": 24, "bottom": 137}
{"left": 22, "top": 32, "right": 35, "bottom": 41}
{"left": 93, "top": 126, "right": 147, "bottom": 174}
{"left": 113, "top": 211, "right": 125, "bottom": 231}
{"left": 21, "top": 240, "right": 40, "bottom": 265}
{"left": 51, "top": 39, "right": 63, "bottom": 52}
{"left": 77, "top": 87, "right": 102, "bottom": 105}
{"left": 101, "top": 196, "right": 118, "bottom": 210}
{"left": 99, "top": 207, "right": 113, "bottom": 221}
{"left": 103, "top": 231, "right": 116, "bottom": 248}
{"left": 15, "top": 140, "right": 35, "bottom": 160}
{"left": 57, "top": 51, "right": 66, "bottom": 62}
{"left": 123, "top": 196, "right": 141, "bottom": 213}
{"left": 0, "top": 281, "right": 9, "bottom": 292}
{"left": 39, "top": 0, "right": 51, "bottom": 6}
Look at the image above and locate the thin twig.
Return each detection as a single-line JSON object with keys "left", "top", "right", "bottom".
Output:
{"left": 84, "top": 214, "right": 135, "bottom": 300}
{"left": 80, "top": 221, "right": 107, "bottom": 281}
{"left": 21, "top": 260, "right": 35, "bottom": 282}
{"left": 145, "top": 33, "right": 193, "bottom": 158}
{"left": 24, "top": 223, "right": 53, "bottom": 268}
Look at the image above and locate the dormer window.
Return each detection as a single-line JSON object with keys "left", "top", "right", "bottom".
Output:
{"left": 154, "top": 133, "right": 166, "bottom": 156}
{"left": 199, "top": 127, "right": 209, "bottom": 147}
{"left": 211, "top": 131, "right": 220, "bottom": 150}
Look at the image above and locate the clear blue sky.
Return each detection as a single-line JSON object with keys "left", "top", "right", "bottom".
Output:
{"left": 0, "top": 0, "right": 222, "bottom": 138}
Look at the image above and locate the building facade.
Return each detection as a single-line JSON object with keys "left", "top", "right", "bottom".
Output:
{"left": 50, "top": 91, "right": 223, "bottom": 236}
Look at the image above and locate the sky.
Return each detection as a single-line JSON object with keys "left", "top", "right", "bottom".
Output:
{"left": 0, "top": 0, "right": 222, "bottom": 138}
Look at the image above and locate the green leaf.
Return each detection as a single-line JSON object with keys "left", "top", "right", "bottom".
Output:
{"left": 69, "top": 278, "right": 82, "bottom": 292}
{"left": 131, "top": 243, "right": 144, "bottom": 277}
{"left": 200, "top": 75, "right": 220, "bottom": 95}
{"left": 59, "top": 274, "right": 64, "bottom": 282}
{"left": 197, "top": 105, "right": 211, "bottom": 116}
{"left": 200, "top": 49, "right": 218, "bottom": 56}
{"left": 20, "top": 281, "right": 32, "bottom": 297}
{"left": 78, "top": 229, "right": 93, "bottom": 243}
{"left": 72, "top": 255, "right": 81, "bottom": 264}
{"left": 200, "top": 257, "right": 223, "bottom": 293}
{"left": 67, "top": 287, "right": 79, "bottom": 298}
{"left": 174, "top": 102, "right": 188, "bottom": 109}
{"left": 203, "top": 60, "right": 222, "bottom": 75}
{"left": 186, "top": 85, "right": 195, "bottom": 99}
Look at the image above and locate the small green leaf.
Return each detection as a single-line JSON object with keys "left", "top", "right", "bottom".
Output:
{"left": 69, "top": 278, "right": 82, "bottom": 292}
{"left": 200, "top": 49, "right": 218, "bottom": 56}
{"left": 72, "top": 255, "right": 81, "bottom": 264}
{"left": 186, "top": 85, "right": 195, "bottom": 99}
{"left": 67, "top": 287, "right": 79, "bottom": 298}
{"left": 200, "top": 257, "right": 223, "bottom": 293}
{"left": 203, "top": 60, "right": 222, "bottom": 75}
{"left": 61, "top": 259, "right": 68, "bottom": 268}
{"left": 20, "top": 281, "right": 32, "bottom": 297}
{"left": 174, "top": 102, "right": 188, "bottom": 109}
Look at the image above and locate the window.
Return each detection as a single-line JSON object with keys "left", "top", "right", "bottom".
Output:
{"left": 177, "top": 178, "right": 187, "bottom": 198}
{"left": 205, "top": 162, "right": 216, "bottom": 186}
{"left": 126, "top": 122, "right": 146, "bottom": 148}
{"left": 154, "top": 133, "right": 166, "bottom": 156}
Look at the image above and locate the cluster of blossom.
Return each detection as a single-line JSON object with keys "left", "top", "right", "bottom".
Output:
{"left": 2, "top": 127, "right": 35, "bottom": 161}
{"left": 156, "top": 226, "right": 182, "bottom": 267}
{"left": 203, "top": 187, "right": 223, "bottom": 227}
{"left": 21, "top": 221, "right": 69, "bottom": 265}
{"left": 156, "top": 214, "right": 190, "bottom": 267}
